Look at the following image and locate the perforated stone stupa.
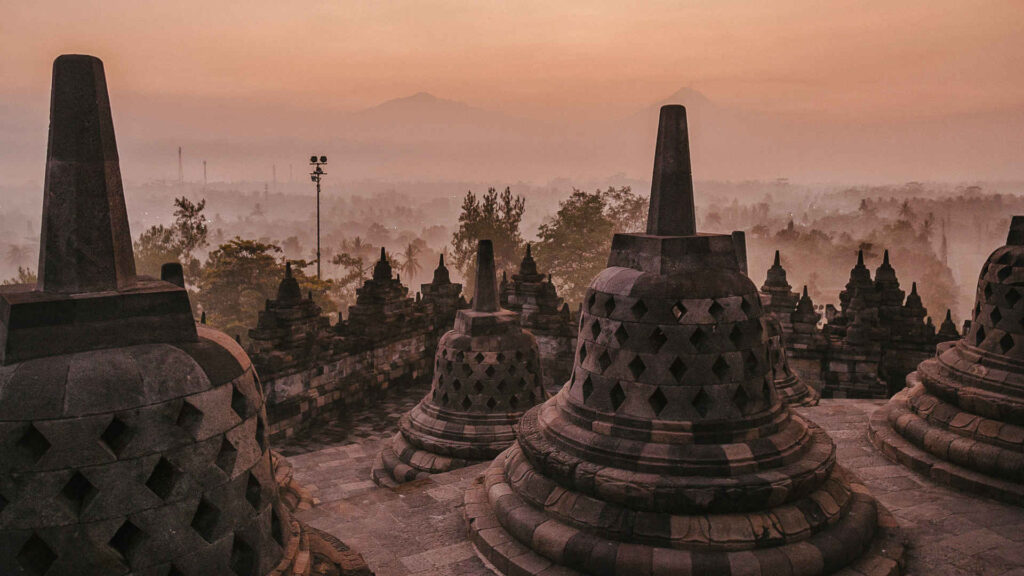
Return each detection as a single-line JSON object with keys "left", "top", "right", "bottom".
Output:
{"left": 0, "top": 55, "right": 368, "bottom": 576}
{"left": 372, "top": 240, "right": 545, "bottom": 487}
{"left": 870, "top": 216, "right": 1024, "bottom": 506}
{"left": 465, "top": 105, "right": 902, "bottom": 576}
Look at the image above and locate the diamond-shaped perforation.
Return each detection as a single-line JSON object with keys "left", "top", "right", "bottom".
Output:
{"left": 728, "top": 325, "right": 743, "bottom": 348}
{"left": 609, "top": 383, "right": 626, "bottom": 411}
{"left": 648, "top": 387, "right": 668, "bottom": 415}
{"left": 1007, "top": 288, "right": 1022, "bottom": 308}
{"left": 461, "top": 363, "right": 473, "bottom": 377}
{"left": 441, "top": 392, "right": 450, "bottom": 405}
{"left": 1000, "top": 333, "right": 1015, "bottom": 354}
{"left": 672, "top": 301, "right": 687, "bottom": 322}
{"left": 976, "top": 325, "right": 987, "bottom": 346}
{"left": 61, "top": 471, "right": 98, "bottom": 516}
{"left": 669, "top": 358, "right": 686, "bottom": 383}
{"left": 708, "top": 300, "right": 725, "bottom": 321}
{"left": 451, "top": 378, "right": 462, "bottom": 391}
{"left": 614, "top": 324, "right": 629, "bottom": 346}
{"left": 692, "top": 388, "right": 712, "bottom": 417}
{"left": 230, "top": 535, "right": 257, "bottom": 576}
{"left": 984, "top": 283, "right": 994, "bottom": 301}
{"left": 109, "top": 519, "right": 147, "bottom": 565}
{"left": 255, "top": 416, "right": 267, "bottom": 453}
{"left": 581, "top": 376, "right": 594, "bottom": 401}
{"left": 578, "top": 343, "right": 588, "bottom": 364}
{"left": 507, "top": 363, "right": 517, "bottom": 376}
{"left": 0, "top": 492, "right": 7, "bottom": 515}
{"left": 485, "top": 365, "right": 496, "bottom": 378}
{"left": 597, "top": 351, "right": 612, "bottom": 372}
{"left": 456, "top": 351, "right": 466, "bottom": 363}
{"left": 473, "top": 380, "right": 485, "bottom": 393}
{"left": 998, "top": 266, "right": 1012, "bottom": 282}
{"left": 176, "top": 401, "right": 204, "bottom": 438}
{"left": 588, "top": 292, "right": 598, "bottom": 313}
{"left": 991, "top": 307, "right": 1003, "bottom": 325}
{"left": 590, "top": 319, "right": 602, "bottom": 340}
{"left": 245, "top": 472, "right": 262, "bottom": 510}
{"left": 216, "top": 436, "right": 238, "bottom": 475}
{"left": 604, "top": 295, "right": 616, "bottom": 316}
{"left": 474, "top": 352, "right": 485, "bottom": 364}
{"left": 712, "top": 356, "right": 730, "bottom": 381}
{"left": 509, "top": 395, "right": 520, "bottom": 410}
{"left": 191, "top": 498, "right": 221, "bottom": 543}
{"left": 486, "top": 397, "right": 497, "bottom": 410}
{"left": 17, "top": 424, "right": 50, "bottom": 463}
{"left": 689, "top": 327, "right": 709, "bottom": 352}
{"left": 146, "top": 457, "right": 181, "bottom": 501}
{"left": 100, "top": 416, "right": 132, "bottom": 457}
{"left": 17, "top": 533, "right": 55, "bottom": 576}
{"left": 461, "top": 396, "right": 472, "bottom": 410}
{"left": 648, "top": 327, "right": 667, "bottom": 353}
{"left": 631, "top": 300, "right": 648, "bottom": 319}
{"left": 496, "top": 352, "right": 505, "bottom": 363}
{"left": 496, "top": 379, "right": 508, "bottom": 393}
{"left": 231, "top": 385, "right": 250, "bottom": 420}
{"left": 628, "top": 355, "right": 646, "bottom": 379}
{"left": 733, "top": 384, "right": 752, "bottom": 414}
{"left": 744, "top": 350, "right": 760, "bottom": 375}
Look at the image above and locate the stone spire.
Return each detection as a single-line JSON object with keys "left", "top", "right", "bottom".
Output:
{"left": 871, "top": 215, "right": 1024, "bottom": 505}
{"left": 372, "top": 246, "right": 392, "bottom": 281}
{"left": 431, "top": 253, "right": 450, "bottom": 284}
{"left": 374, "top": 239, "right": 543, "bottom": 486}
{"left": 468, "top": 104, "right": 899, "bottom": 575}
{"left": 517, "top": 243, "right": 540, "bottom": 278}
{"left": 646, "top": 105, "right": 696, "bottom": 236}
{"left": 472, "top": 239, "right": 499, "bottom": 312}
{"left": 37, "top": 55, "right": 137, "bottom": 293}
{"left": 937, "top": 309, "right": 960, "bottom": 341}
{"left": 276, "top": 261, "right": 303, "bottom": 303}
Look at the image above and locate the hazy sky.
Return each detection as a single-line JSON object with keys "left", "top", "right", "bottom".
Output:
{"left": 2, "top": 0, "right": 1024, "bottom": 184}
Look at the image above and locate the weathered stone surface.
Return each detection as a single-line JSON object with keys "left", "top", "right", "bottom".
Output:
{"left": 466, "top": 105, "right": 898, "bottom": 575}
{"left": 0, "top": 55, "right": 365, "bottom": 576}
{"left": 373, "top": 241, "right": 544, "bottom": 486}
{"left": 871, "top": 216, "right": 1024, "bottom": 506}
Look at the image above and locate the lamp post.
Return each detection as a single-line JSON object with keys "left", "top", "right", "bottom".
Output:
{"left": 309, "top": 155, "right": 327, "bottom": 279}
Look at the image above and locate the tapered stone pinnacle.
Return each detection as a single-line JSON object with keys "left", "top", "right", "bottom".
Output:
{"left": 857, "top": 249, "right": 864, "bottom": 266}
{"left": 161, "top": 262, "right": 185, "bottom": 288}
{"left": 774, "top": 250, "right": 781, "bottom": 267}
{"left": 1008, "top": 216, "right": 1024, "bottom": 245}
{"left": 646, "top": 105, "right": 696, "bottom": 237}
{"left": 473, "top": 239, "right": 499, "bottom": 312}
{"left": 38, "top": 54, "right": 136, "bottom": 293}
{"left": 883, "top": 249, "right": 890, "bottom": 265}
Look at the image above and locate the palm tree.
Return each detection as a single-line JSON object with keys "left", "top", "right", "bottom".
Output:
{"left": 5, "top": 244, "right": 30, "bottom": 267}
{"left": 400, "top": 242, "right": 422, "bottom": 281}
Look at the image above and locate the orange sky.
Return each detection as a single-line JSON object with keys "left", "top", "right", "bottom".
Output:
{"left": 2, "top": 0, "right": 1023, "bottom": 183}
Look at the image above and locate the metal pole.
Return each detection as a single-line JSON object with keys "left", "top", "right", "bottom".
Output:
{"left": 316, "top": 176, "right": 321, "bottom": 279}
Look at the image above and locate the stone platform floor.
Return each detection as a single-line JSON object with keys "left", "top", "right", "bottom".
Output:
{"left": 281, "top": 384, "right": 1024, "bottom": 576}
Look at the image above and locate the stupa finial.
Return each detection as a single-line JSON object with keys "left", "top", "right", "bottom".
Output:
{"left": 473, "top": 239, "right": 499, "bottom": 312}
{"left": 646, "top": 105, "right": 696, "bottom": 237}
{"left": 38, "top": 55, "right": 136, "bottom": 293}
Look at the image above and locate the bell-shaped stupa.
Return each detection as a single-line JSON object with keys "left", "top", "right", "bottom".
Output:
{"left": 0, "top": 55, "right": 367, "bottom": 576}
{"left": 871, "top": 216, "right": 1024, "bottom": 505}
{"left": 465, "top": 105, "right": 901, "bottom": 576}
{"left": 372, "top": 240, "right": 545, "bottom": 486}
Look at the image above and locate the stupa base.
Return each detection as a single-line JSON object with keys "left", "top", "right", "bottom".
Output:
{"left": 777, "top": 377, "right": 821, "bottom": 407}
{"left": 465, "top": 451, "right": 903, "bottom": 576}
{"left": 371, "top": 431, "right": 487, "bottom": 487}
{"left": 869, "top": 388, "right": 1024, "bottom": 507}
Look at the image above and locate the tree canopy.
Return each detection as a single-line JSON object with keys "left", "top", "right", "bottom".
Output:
{"left": 451, "top": 187, "right": 525, "bottom": 292}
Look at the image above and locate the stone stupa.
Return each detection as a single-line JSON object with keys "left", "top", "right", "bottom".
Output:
{"left": 0, "top": 55, "right": 368, "bottom": 576}
{"left": 465, "top": 105, "right": 902, "bottom": 576}
{"left": 871, "top": 216, "right": 1024, "bottom": 505}
{"left": 372, "top": 240, "right": 545, "bottom": 487}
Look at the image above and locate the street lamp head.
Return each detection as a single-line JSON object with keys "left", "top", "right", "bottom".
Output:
{"left": 320, "top": 155, "right": 327, "bottom": 163}
{"left": 310, "top": 155, "right": 318, "bottom": 164}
